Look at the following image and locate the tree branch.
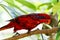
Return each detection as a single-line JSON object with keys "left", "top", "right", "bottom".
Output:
{"left": 4, "top": 27, "right": 58, "bottom": 40}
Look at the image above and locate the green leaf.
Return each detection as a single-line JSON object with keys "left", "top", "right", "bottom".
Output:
{"left": 36, "top": 34, "right": 41, "bottom": 40}
{"left": 57, "top": 9, "right": 60, "bottom": 21}
{"left": 4, "top": 0, "right": 28, "bottom": 14}
{"left": 44, "top": 4, "right": 53, "bottom": 13}
{"left": 47, "top": 5, "right": 53, "bottom": 10}
{"left": 53, "top": 2, "right": 60, "bottom": 15}
{"left": 51, "top": 0, "right": 58, "bottom": 5}
{"left": 56, "top": 31, "right": 60, "bottom": 40}
{"left": 0, "top": 4, "right": 12, "bottom": 18}
{"left": 16, "top": 0, "right": 36, "bottom": 11}
{"left": 4, "top": 0, "right": 15, "bottom": 7}
{"left": 53, "top": 2, "right": 60, "bottom": 21}
{"left": 38, "top": 3, "right": 51, "bottom": 9}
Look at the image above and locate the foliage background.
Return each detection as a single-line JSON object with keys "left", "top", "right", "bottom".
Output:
{"left": 0, "top": 0, "right": 60, "bottom": 40}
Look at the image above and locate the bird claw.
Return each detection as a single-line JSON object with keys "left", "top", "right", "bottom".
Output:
{"left": 13, "top": 32, "right": 20, "bottom": 37}
{"left": 37, "top": 28, "right": 39, "bottom": 30}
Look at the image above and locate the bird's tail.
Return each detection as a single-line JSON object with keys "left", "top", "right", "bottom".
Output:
{"left": 0, "top": 22, "right": 14, "bottom": 31}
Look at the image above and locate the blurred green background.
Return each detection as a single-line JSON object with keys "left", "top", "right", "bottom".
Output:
{"left": 0, "top": 0, "right": 60, "bottom": 40}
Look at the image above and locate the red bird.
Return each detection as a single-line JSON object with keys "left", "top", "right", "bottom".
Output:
{"left": 0, "top": 13, "right": 51, "bottom": 34}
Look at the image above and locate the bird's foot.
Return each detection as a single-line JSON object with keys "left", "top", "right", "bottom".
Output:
{"left": 13, "top": 32, "right": 20, "bottom": 37}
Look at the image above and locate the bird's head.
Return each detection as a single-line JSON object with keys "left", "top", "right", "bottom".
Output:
{"left": 36, "top": 13, "right": 51, "bottom": 24}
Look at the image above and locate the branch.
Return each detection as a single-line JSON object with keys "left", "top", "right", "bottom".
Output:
{"left": 4, "top": 27, "right": 58, "bottom": 40}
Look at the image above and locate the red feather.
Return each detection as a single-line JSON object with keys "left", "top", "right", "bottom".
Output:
{"left": 0, "top": 13, "right": 51, "bottom": 32}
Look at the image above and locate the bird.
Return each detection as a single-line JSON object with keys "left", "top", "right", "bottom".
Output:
{"left": 0, "top": 13, "right": 51, "bottom": 36}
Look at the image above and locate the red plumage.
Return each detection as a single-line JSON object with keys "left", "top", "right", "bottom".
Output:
{"left": 0, "top": 13, "right": 51, "bottom": 33}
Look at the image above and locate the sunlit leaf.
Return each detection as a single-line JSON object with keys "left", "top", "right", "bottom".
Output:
{"left": 3, "top": 5, "right": 18, "bottom": 18}
{"left": 38, "top": 3, "right": 51, "bottom": 9}
{"left": 57, "top": 9, "right": 60, "bottom": 20}
{"left": 16, "top": 0, "right": 36, "bottom": 11}
{"left": 51, "top": 0, "right": 58, "bottom": 5}
{"left": 36, "top": 34, "right": 41, "bottom": 40}
{"left": 4, "top": 0, "right": 28, "bottom": 14}
{"left": 47, "top": 5, "right": 53, "bottom": 10}
{"left": 52, "top": 2, "right": 60, "bottom": 21}
{"left": 4, "top": 0, "right": 15, "bottom": 6}
{"left": 53, "top": 2, "right": 60, "bottom": 14}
